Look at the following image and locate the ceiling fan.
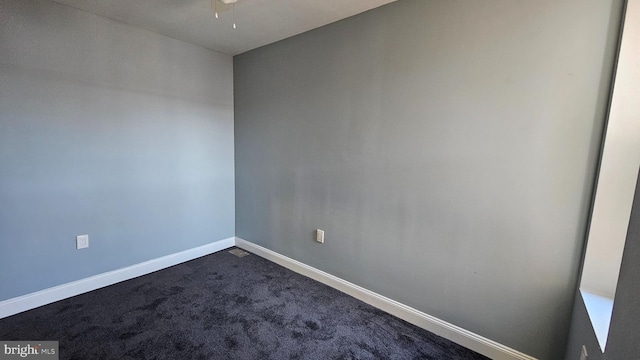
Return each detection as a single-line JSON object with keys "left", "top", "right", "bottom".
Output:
{"left": 211, "top": 0, "right": 239, "bottom": 29}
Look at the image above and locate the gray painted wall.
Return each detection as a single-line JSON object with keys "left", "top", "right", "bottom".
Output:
{"left": 0, "top": 0, "right": 235, "bottom": 300}
{"left": 565, "top": 169, "right": 640, "bottom": 359}
{"left": 234, "top": 0, "right": 624, "bottom": 358}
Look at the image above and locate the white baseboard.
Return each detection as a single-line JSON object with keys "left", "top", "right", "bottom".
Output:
{"left": 0, "top": 237, "right": 235, "bottom": 319}
{"left": 1, "top": 235, "right": 537, "bottom": 360}
{"left": 235, "top": 237, "right": 537, "bottom": 360}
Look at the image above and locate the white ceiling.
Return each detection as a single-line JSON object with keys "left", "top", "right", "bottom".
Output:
{"left": 50, "top": 0, "right": 397, "bottom": 55}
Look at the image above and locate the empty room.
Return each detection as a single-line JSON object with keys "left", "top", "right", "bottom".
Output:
{"left": 1, "top": 0, "right": 639, "bottom": 359}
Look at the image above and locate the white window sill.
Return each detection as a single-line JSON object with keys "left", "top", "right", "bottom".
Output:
{"left": 580, "top": 289, "right": 614, "bottom": 352}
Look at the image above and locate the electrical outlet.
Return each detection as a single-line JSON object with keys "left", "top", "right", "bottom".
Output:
{"left": 316, "top": 229, "right": 324, "bottom": 243}
{"left": 580, "top": 345, "right": 588, "bottom": 360}
{"left": 76, "top": 234, "right": 89, "bottom": 249}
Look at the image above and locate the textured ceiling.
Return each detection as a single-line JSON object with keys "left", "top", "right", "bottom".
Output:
{"left": 50, "top": 0, "right": 397, "bottom": 55}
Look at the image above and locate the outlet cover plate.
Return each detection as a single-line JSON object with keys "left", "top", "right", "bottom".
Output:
{"left": 76, "top": 234, "right": 89, "bottom": 249}
{"left": 580, "top": 345, "right": 588, "bottom": 360}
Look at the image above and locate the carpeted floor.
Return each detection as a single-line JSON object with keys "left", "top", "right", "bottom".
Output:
{"left": 0, "top": 248, "right": 489, "bottom": 359}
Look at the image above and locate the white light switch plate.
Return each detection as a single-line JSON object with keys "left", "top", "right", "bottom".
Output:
{"left": 316, "top": 229, "right": 324, "bottom": 243}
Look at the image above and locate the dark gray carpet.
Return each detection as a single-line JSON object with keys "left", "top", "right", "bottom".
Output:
{"left": 0, "top": 248, "right": 489, "bottom": 359}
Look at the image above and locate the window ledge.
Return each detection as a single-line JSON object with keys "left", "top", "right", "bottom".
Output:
{"left": 580, "top": 289, "right": 614, "bottom": 352}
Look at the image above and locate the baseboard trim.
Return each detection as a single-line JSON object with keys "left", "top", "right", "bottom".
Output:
{"left": 0, "top": 237, "right": 235, "bottom": 319}
{"left": 2, "top": 236, "right": 537, "bottom": 359}
{"left": 235, "top": 237, "right": 537, "bottom": 360}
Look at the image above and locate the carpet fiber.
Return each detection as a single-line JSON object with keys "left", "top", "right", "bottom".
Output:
{"left": 0, "top": 248, "right": 489, "bottom": 359}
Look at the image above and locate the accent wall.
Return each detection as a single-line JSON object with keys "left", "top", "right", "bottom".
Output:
{"left": 233, "top": 0, "right": 624, "bottom": 358}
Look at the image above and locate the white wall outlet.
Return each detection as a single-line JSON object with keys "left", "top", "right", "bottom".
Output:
{"left": 316, "top": 229, "right": 324, "bottom": 243}
{"left": 76, "top": 234, "right": 89, "bottom": 249}
{"left": 580, "top": 345, "right": 588, "bottom": 360}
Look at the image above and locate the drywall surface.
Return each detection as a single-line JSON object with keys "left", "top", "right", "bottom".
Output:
{"left": 234, "top": 0, "right": 623, "bottom": 358}
{"left": 0, "top": 0, "right": 234, "bottom": 300}
{"left": 566, "top": 169, "right": 640, "bottom": 359}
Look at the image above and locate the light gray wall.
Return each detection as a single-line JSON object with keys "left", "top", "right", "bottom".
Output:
{"left": 234, "top": 0, "right": 624, "bottom": 358}
{"left": 565, "top": 169, "right": 640, "bottom": 359}
{"left": 0, "top": 0, "right": 234, "bottom": 301}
